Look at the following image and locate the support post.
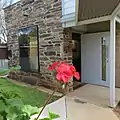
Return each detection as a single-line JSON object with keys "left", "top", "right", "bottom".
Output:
{"left": 109, "top": 19, "right": 116, "bottom": 107}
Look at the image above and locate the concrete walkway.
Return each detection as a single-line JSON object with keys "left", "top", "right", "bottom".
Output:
{"left": 66, "top": 96, "right": 118, "bottom": 120}
{"left": 31, "top": 96, "right": 119, "bottom": 120}
{"left": 68, "top": 84, "right": 120, "bottom": 107}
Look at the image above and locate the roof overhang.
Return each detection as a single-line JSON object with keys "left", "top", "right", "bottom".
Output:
{"left": 76, "top": 15, "right": 111, "bottom": 26}
{"left": 76, "top": 0, "right": 120, "bottom": 26}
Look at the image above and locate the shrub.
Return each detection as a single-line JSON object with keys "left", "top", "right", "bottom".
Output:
{"left": 0, "top": 90, "right": 39, "bottom": 120}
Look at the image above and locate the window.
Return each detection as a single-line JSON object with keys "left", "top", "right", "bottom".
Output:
{"left": 101, "top": 37, "right": 106, "bottom": 81}
{"left": 17, "top": 26, "right": 39, "bottom": 72}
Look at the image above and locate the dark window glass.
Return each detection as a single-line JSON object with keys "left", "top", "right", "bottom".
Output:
{"left": 17, "top": 26, "right": 39, "bottom": 72}
{"left": 101, "top": 38, "right": 106, "bottom": 81}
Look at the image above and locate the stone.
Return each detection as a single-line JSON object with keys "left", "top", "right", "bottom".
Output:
{"left": 22, "top": 76, "right": 40, "bottom": 86}
{"left": 4, "top": 0, "right": 73, "bottom": 92}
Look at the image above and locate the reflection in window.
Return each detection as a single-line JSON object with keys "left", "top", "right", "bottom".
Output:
{"left": 17, "top": 26, "right": 39, "bottom": 72}
{"left": 101, "top": 38, "right": 106, "bottom": 81}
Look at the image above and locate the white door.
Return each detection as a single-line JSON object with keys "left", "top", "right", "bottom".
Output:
{"left": 81, "top": 32, "right": 110, "bottom": 86}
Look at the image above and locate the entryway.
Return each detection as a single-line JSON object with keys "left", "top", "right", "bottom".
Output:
{"left": 71, "top": 18, "right": 120, "bottom": 107}
{"left": 72, "top": 31, "right": 110, "bottom": 87}
{"left": 81, "top": 32, "right": 110, "bottom": 87}
{"left": 72, "top": 33, "right": 83, "bottom": 89}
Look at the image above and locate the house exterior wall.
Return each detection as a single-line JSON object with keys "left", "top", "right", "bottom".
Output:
{"left": 61, "top": 0, "right": 76, "bottom": 27}
{"left": 4, "top": 0, "right": 73, "bottom": 92}
{"left": 0, "top": 44, "right": 8, "bottom": 69}
{"left": 62, "top": 0, "right": 75, "bottom": 16}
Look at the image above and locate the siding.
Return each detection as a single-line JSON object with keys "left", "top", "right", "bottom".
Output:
{"left": 61, "top": 0, "right": 76, "bottom": 27}
{"left": 62, "top": 0, "right": 75, "bottom": 16}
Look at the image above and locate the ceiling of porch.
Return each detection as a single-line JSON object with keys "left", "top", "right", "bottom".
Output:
{"left": 77, "top": 0, "right": 120, "bottom": 22}
{"left": 72, "top": 21, "right": 110, "bottom": 33}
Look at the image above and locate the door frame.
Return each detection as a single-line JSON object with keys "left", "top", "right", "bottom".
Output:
{"left": 100, "top": 35, "right": 110, "bottom": 86}
{"left": 72, "top": 33, "right": 81, "bottom": 81}
{"left": 81, "top": 32, "right": 110, "bottom": 87}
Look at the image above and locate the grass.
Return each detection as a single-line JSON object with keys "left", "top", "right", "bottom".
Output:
{"left": 0, "top": 78, "right": 59, "bottom": 107}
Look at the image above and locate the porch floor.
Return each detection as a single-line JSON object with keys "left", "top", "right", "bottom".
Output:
{"left": 68, "top": 84, "right": 120, "bottom": 107}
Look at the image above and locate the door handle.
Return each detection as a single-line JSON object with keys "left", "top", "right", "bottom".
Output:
{"left": 106, "top": 58, "right": 108, "bottom": 63}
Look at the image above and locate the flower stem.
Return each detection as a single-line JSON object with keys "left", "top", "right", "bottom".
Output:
{"left": 36, "top": 88, "right": 56, "bottom": 120}
{"left": 65, "top": 96, "right": 67, "bottom": 119}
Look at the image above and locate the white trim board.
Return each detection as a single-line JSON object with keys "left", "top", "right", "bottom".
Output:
{"left": 112, "top": 2, "right": 120, "bottom": 17}
{"left": 77, "top": 16, "right": 111, "bottom": 26}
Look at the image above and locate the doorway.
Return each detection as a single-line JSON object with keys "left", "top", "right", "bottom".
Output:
{"left": 81, "top": 32, "right": 110, "bottom": 87}
{"left": 72, "top": 33, "right": 82, "bottom": 89}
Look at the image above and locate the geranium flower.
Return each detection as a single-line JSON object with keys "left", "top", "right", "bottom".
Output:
{"left": 56, "top": 63, "right": 80, "bottom": 83}
{"left": 57, "top": 63, "right": 72, "bottom": 75}
{"left": 48, "top": 61, "right": 60, "bottom": 71}
{"left": 56, "top": 73, "right": 71, "bottom": 83}
{"left": 48, "top": 61, "right": 80, "bottom": 83}
{"left": 69, "top": 65, "right": 80, "bottom": 80}
{"left": 74, "top": 72, "right": 80, "bottom": 80}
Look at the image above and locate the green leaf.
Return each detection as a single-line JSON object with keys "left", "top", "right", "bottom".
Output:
{"left": 0, "top": 69, "right": 9, "bottom": 76}
{"left": 0, "top": 100, "right": 6, "bottom": 112}
{"left": 0, "top": 65, "right": 21, "bottom": 77}
{"left": 6, "top": 98, "right": 24, "bottom": 107}
{"left": 0, "top": 115, "right": 3, "bottom": 120}
{"left": 21, "top": 105, "right": 39, "bottom": 116}
{"left": 48, "top": 110, "right": 60, "bottom": 119}
{"left": 9, "top": 66, "right": 21, "bottom": 71}
{"left": 6, "top": 106, "right": 22, "bottom": 120}
{"left": 6, "top": 106, "right": 31, "bottom": 120}
{"left": 0, "top": 89, "right": 21, "bottom": 99}
{"left": 0, "top": 93, "right": 7, "bottom": 102}
{"left": 8, "top": 91, "right": 21, "bottom": 99}
{"left": 15, "top": 113, "right": 30, "bottom": 120}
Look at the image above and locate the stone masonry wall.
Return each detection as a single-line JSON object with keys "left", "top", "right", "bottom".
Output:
{"left": 4, "top": 0, "right": 73, "bottom": 91}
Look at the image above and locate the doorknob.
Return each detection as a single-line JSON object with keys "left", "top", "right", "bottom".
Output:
{"left": 106, "top": 58, "right": 109, "bottom": 63}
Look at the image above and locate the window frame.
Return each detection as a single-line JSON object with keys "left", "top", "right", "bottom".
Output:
{"left": 17, "top": 25, "right": 40, "bottom": 73}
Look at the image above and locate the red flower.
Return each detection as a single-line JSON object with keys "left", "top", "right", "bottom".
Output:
{"left": 74, "top": 72, "right": 80, "bottom": 80}
{"left": 48, "top": 61, "right": 60, "bottom": 71}
{"left": 69, "top": 65, "right": 76, "bottom": 72}
{"left": 57, "top": 63, "right": 72, "bottom": 75}
{"left": 56, "top": 63, "right": 72, "bottom": 83}
{"left": 56, "top": 63, "right": 80, "bottom": 83}
{"left": 69, "top": 65, "right": 80, "bottom": 80}
{"left": 56, "top": 73, "right": 71, "bottom": 83}
{"left": 48, "top": 61, "right": 80, "bottom": 83}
